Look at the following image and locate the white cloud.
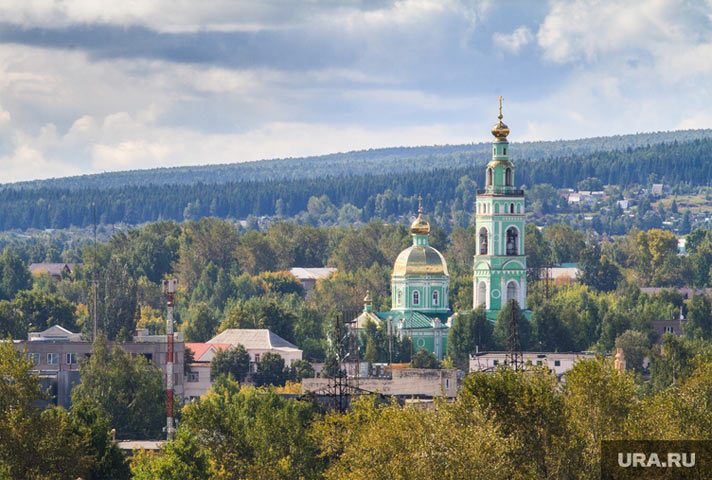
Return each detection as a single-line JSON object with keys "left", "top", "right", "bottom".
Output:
{"left": 492, "top": 26, "right": 532, "bottom": 53}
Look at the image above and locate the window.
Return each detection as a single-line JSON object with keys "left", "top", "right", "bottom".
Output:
{"left": 510, "top": 203, "right": 515, "bottom": 214}
{"left": 413, "top": 290, "right": 420, "bottom": 306}
{"left": 143, "top": 353, "right": 153, "bottom": 362}
{"left": 505, "top": 168, "right": 512, "bottom": 186}
{"left": 493, "top": 360, "right": 499, "bottom": 366}
{"left": 65, "top": 353, "right": 77, "bottom": 365}
{"left": 445, "top": 378, "right": 450, "bottom": 389}
{"left": 27, "top": 353, "right": 39, "bottom": 365}
{"left": 477, "top": 282, "right": 487, "bottom": 307}
{"left": 432, "top": 290, "right": 439, "bottom": 306}
{"left": 664, "top": 326, "right": 674, "bottom": 334}
{"left": 536, "top": 360, "right": 543, "bottom": 366}
{"left": 503, "top": 147, "right": 507, "bottom": 155}
{"left": 506, "top": 281, "right": 519, "bottom": 303}
{"left": 554, "top": 360, "right": 561, "bottom": 367}
{"left": 494, "top": 204, "right": 499, "bottom": 214}
{"left": 255, "top": 353, "right": 261, "bottom": 362}
{"left": 479, "top": 227, "right": 488, "bottom": 255}
{"left": 47, "top": 353, "right": 59, "bottom": 365}
{"left": 506, "top": 227, "right": 519, "bottom": 255}
{"left": 486, "top": 168, "right": 493, "bottom": 186}
{"left": 397, "top": 290, "right": 402, "bottom": 305}
{"left": 188, "top": 372, "right": 200, "bottom": 383}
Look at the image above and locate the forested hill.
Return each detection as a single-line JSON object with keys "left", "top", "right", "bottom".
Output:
{"left": 5, "top": 129, "right": 712, "bottom": 191}
{"left": 2, "top": 136, "right": 712, "bottom": 232}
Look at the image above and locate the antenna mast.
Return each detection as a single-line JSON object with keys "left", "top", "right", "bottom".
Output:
{"left": 92, "top": 203, "right": 98, "bottom": 341}
{"left": 162, "top": 278, "right": 178, "bottom": 440}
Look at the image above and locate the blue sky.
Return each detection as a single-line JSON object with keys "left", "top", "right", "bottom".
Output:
{"left": 1, "top": 0, "right": 711, "bottom": 182}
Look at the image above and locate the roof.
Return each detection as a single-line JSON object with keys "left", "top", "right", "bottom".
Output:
{"left": 117, "top": 440, "right": 166, "bottom": 451}
{"left": 29, "top": 263, "right": 76, "bottom": 276}
{"left": 374, "top": 310, "right": 451, "bottom": 330}
{"left": 185, "top": 342, "right": 231, "bottom": 362}
{"left": 288, "top": 267, "right": 337, "bottom": 280}
{"left": 354, "top": 310, "right": 382, "bottom": 329}
{"left": 208, "top": 329, "right": 299, "bottom": 350}
{"left": 28, "top": 325, "right": 82, "bottom": 341}
{"left": 392, "top": 245, "right": 448, "bottom": 277}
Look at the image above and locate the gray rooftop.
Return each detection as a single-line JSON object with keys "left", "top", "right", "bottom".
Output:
{"left": 208, "top": 329, "right": 299, "bottom": 350}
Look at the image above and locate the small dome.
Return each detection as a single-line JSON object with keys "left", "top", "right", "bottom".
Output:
{"left": 492, "top": 95, "right": 509, "bottom": 140}
{"left": 393, "top": 245, "right": 448, "bottom": 277}
{"left": 491, "top": 120, "right": 509, "bottom": 140}
{"left": 410, "top": 213, "right": 430, "bottom": 235}
{"left": 363, "top": 290, "right": 372, "bottom": 304}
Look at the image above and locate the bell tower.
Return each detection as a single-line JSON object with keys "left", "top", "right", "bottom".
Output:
{"left": 473, "top": 97, "right": 527, "bottom": 320}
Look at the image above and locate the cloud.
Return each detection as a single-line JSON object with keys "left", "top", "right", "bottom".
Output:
{"left": 492, "top": 26, "right": 532, "bottom": 53}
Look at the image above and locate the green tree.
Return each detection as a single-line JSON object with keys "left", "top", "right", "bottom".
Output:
{"left": 0, "top": 249, "right": 32, "bottom": 300}
{"left": 209, "top": 345, "right": 250, "bottom": 383}
{"left": 71, "top": 335, "right": 165, "bottom": 440}
{"left": 180, "top": 378, "right": 323, "bottom": 479}
{"left": 289, "top": 359, "right": 316, "bottom": 381}
{"left": 544, "top": 223, "right": 585, "bottom": 264}
{"left": 493, "top": 299, "right": 532, "bottom": 350}
{"left": 447, "top": 307, "right": 493, "bottom": 370}
{"left": 11, "top": 290, "right": 77, "bottom": 332}
{"left": 531, "top": 301, "right": 570, "bottom": 352}
{"left": 0, "top": 341, "right": 94, "bottom": 479}
{"left": 130, "top": 430, "right": 209, "bottom": 480}
{"left": 614, "top": 330, "right": 650, "bottom": 373}
{"left": 577, "top": 243, "right": 621, "bottom": 292}
{"left": 409, "top": 348, "right": 440, "bottom": 369}
{"left": 183, "top": 302, "right": 219, "bottom": 342}
{"left": 684, "top": 294, "right": 712, "bottom": 340}
{"left": 253, "top": 352, "right": 289, "bottom": 387}
{"left": 524, "top": 223, "right": 551, "bottom": 282}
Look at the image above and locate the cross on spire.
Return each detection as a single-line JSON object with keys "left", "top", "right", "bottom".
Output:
{"left": 498, "top": 95, "right": 503, "bottom": 120}
{"left": 418, "top": 195, "right": 423, "bottom": 214}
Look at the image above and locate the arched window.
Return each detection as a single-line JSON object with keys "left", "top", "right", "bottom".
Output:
{"left": 506, "top": 281, "right": 519, "bottom": 303}
{"left": 479, "top": 227, "right": 488, "bottom": 255}
{"left": 397, "top": 290, "right": 402, "bottom": 305}
{"left": 516, "top": 204, "right": 521, "bottom": 214}
{"left": 510, "top": 203, "right": 515, "bottom": 213}
{"left": 506, "top": 227, "right": 519, "bottom": 256}
{"left": 486, "top": 168, "right": 493, "bottom": 186}
{"left": 412, "top": 290, "right": 420, "bottom": 306}
{"left": 494, "top": 204, "right": 499, "bottom": 214}
{"left": 505, "top": 168, "right": 512, "bottom": 186}
{"left": 477, "top": 282, "right": 487, "bottom": 307}
{"left": 504, "top": 147, "right": 507, "bottom": 155}
{"left": 432, "top": 290, "right": 439, "bottom": 306}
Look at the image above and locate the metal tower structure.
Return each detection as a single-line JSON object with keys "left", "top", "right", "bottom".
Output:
{"left": 162, "top": 278, "right": 178, "bottom": 440}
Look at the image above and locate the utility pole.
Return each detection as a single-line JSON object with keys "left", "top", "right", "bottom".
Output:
{"left": 92, "top": 203, "right": 98, "bottom": 341}
{"left": 162, "top": 278, "right": 178, "bottom": 440}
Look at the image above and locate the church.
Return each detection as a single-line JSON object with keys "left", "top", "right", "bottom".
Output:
{"left": 355, "top": 98, "right": 527, "bottom": 359}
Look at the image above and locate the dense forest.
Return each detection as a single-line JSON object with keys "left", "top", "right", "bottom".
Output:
{"left": 1, "top": 136, "right": 712, "bottom": 232}
{"left": 5, "top": 128, "right": 711, "bottom": 191}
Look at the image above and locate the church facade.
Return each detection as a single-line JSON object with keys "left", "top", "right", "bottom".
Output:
{"left": 473, "top": 99, "right": 527, "bottom": 322}
{"left": 355, "top": 99, "right": 527, "bottom": 358}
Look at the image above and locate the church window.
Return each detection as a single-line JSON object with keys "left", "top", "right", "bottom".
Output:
{"left": 413, "top": 290, "right": 420, "bottom": 306}
{"left": 432, "top": 290, "right": 439, "bottom": 306}
{"left": 517, "top": 204, "right": 521, "bottom": 214}
{"left": 417, "top": 338, "right": 426, "bottom": 347}
{"left": 494, "top": 204, "right": 499, "bottom": 214}
{"left": 397, "top": 290, "right": 402, "bottom": 305}
{"left": 477, "top": 281, "right": 487, "bottom": 307}
{"left": 505, "top": 168, "right": 512, "bottom": 186}
{"left": 510, "top": 203, "right": 514, "bottom": 213}
{"left": 486, "top": 168, "right": 493, "bottom": 186}
{"left": 504, "top": 147, "right": 507, "bottom": 155}
{"left": 506, "top": 281, "right": 519, "bottom": 303}
{"left": 479, "top": 227, "right": 488, "bottom": 255}
{"left": 506, "top": 227, "right": 519, "bottom": 256}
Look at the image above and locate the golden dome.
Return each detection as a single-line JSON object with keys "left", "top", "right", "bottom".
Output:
{"left": 393, "top": 245, "right": 448, "bottom": 277}
{"left": 491, "top": 95, "right": 509, "bottom": 141}
{"left": 410, "top": 195, "right": 430, "bottom": 235}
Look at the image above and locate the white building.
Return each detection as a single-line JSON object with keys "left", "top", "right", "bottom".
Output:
{"left": 469, "top": 351, "right": 597, "bottom": 377}
{"left": 208, "top": 329, "right": 303, "bottom": 371}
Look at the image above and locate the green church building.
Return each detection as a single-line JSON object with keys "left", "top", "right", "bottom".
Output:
{"left": 355, "top": 98, "right": 527, "bottom": 358}
{"left": 355, "top": 197, "right": 451, "bottom": 360}
{"left": 474, "top": 97, "right": 527, "bottom": 322}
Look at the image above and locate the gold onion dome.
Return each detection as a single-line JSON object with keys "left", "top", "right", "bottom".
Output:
{"left": 392, "top": 245, "right": 448, "bottom": 277}
{"left": 410, "top": 196, "right": 430, "bottom": 235}
{"left": 491, "top": 95, "right": 509, "bottom": 141}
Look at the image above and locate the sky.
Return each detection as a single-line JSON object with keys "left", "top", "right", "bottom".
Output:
{"left": 1, "top": 0, "right": 711, "bottom": 182}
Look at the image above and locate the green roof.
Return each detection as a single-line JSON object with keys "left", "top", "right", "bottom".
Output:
{"left": 375, "top": 310, "right": 451, "bottom": 330}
